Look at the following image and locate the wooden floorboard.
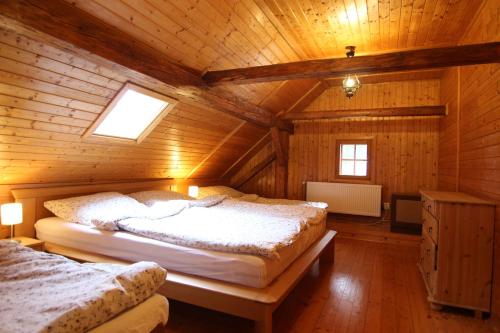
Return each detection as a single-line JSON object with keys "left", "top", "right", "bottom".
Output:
{"left": 327, "top": 213, "right": 421, "bottom": 247}
{"left": 164, "top": 238, "right": 497, "bottom": 332}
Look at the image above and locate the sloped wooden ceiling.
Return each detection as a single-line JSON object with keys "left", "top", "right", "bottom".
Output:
{"left": 0, "top": 0, "right": 487, "bottom": 185}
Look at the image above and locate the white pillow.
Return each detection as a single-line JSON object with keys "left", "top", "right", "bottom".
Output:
{"left": 198, "top": 186, "right": 244, "bottom": 199}
{"left": 188, "top": 195, "right": 227, "bottom": 208}
{"left": 44, "top": 192, "right": 148, "bottom": 226}
{"left": 128, "top": 190, "right": 191, "bottom": 207}
{"left": 147, "top": 200, "right": 189, "bottom": 219}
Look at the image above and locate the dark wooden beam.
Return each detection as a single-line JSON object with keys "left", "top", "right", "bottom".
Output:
{"left": 204, "top": 43, "right": 500, "bottom": 84}
{"left": 232, "top": 152, "right": 276, "bottom": 189}
{"left": 270, "top": 127, "right": 286, "bottom": 166}
{"left": 282, "top": 106, "right": 447, "bottom": 120}
{"left": 271, "top": 127, "right": 289, "bottom": 198}
{"left": 0, "top": 0, "right": 290, "bottom": 130}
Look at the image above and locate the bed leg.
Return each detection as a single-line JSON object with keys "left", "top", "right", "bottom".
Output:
{"left": 254, "top": 307, "right": 273, "bottom": 333}
{"left": 320, "top": 236, "right": 335, "bottom": 264}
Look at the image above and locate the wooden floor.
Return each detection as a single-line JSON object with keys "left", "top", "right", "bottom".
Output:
{"left": 327, "top": 213, "right": 421, "bottom": 247}
{"left": 165, "top": 237, "right": 498, "bottom": 333}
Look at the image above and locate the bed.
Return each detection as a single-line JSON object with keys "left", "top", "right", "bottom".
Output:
{"left": 0, "top": 240, "right": 169, "bottom": 333}
{"left": 11, "top": 180, "right": 336, "bottom": 333}
{"left": 35, "top": 216, "right": 326, "bottom": 288}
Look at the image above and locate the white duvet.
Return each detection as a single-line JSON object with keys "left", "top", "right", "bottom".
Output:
{"left": 117, "top": 198, "right": 326, "bottom": 260}
{"left": 0, "top": 241, "right": 166, "bottom": 333}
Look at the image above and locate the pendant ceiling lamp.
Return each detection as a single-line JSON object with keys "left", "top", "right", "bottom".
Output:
{"left": 342, "top": 46, "right": 361, "bottom": 98}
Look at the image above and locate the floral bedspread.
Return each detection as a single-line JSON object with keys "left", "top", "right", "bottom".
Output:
{"left": 117, "top": 199, "right": 326, "bottom": 260}
{"left": 237, "top": 194, "right": 328, "bottom": 209}
{"left": 0, "top": 241, "right": 166, "bottom": 333}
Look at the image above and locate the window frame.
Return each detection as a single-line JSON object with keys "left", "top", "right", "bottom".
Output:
{"left": 335, "top": 139, "right": 373, "bottom": 181}
{"left": 83, "top": 82, "right": 178, "bottom": 144}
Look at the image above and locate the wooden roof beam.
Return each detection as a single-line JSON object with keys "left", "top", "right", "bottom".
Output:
{"left": 282, "top": 106, "right": 447, "bottom": 121}
{"left": 204, "top": 43, "right": 500, "bottom": 85}
{"left": 0, "top": 0, "right": 291, "bottom": 131}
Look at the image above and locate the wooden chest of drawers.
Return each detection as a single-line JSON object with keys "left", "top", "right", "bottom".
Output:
{"left": 419, "top": 190, "right": 495, "bottom": 315}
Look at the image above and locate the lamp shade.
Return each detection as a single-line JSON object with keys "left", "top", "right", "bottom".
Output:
{"left": 1, "top": 203, "right": 23, "bottom": 226}
{"left": 188, "top": 185, "right": 199, "bottom": 198}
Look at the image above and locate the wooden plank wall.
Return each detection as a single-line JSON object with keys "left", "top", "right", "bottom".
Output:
{"left": 233, "top": 79, "right": 441, "bottom": 201}
{"left": 437, "top": 0, "right": 500, "bottom": 318}
{"left": 288, "top": 80, "right": 441, "bottom": 202}
{"left": 438, "top": 68, "right": 460, "bottom": 191}
{"left": 288, "top": 118, "right": 440, "bottom": 203}
{"left": 230, "top": 141, "right": 276, "bottom": 198}
{"left": 306, "top": 80, "right": 440, "bottom": 111}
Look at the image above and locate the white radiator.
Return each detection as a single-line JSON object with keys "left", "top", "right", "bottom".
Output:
{"left": 306, "top": 182, "right": 382, "bottom": 217}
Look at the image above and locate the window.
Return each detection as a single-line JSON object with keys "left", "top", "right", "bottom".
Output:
{"left": 84, "top": 83, "right": 177, "bottom": 143}
{"left": 336, "top": 139, "right": 372, "bottom": 180}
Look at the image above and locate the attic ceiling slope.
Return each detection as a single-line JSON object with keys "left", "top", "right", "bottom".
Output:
{"left": 0, "top": 0, "right": 293, "bottom": 131}
{"left": 0, "top": 25, "right": 272, "bottom": 184}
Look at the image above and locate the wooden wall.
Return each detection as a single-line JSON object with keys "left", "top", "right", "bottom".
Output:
{"left": 307, "top": 80, "right": 440, "bottom": 111}
{"left": 437, "top": 0, "right": 500, "bottom": 318}
{"left": 233, "top": 79, "right": 441, "bottom": 201}
{"left": 288, "top": 80, "right": 441, "bottom": 202}
{"left": 230, "top": 140, "right": 277, "bottom": 198}
{"left": 438, "top": 68, "right": 460, "bottom": 191}
{"left": 288, "top": 118, "right": 439, "bottom": 203}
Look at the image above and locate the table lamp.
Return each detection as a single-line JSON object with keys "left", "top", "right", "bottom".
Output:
{"left": 188, "top": 185, "right": 199, "bottom": 198}
{"left": 1, "top": 203, "right": 23, "bottom": 241}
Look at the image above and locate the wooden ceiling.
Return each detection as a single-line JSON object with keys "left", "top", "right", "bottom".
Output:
{"left": 66, "top": 0, "right": 484, "bottom": 104}
{"left": 0, "top": 0, "right": 488, "bottom": 184}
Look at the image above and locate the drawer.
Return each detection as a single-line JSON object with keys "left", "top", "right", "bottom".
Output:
{"left": 422, "top": 196, "right": 437, "bottom": 219}
{"left": 420, "top": 234, "right": 437, "bottom": 295}
{"left": 422, "top": 209, "right": 438, "bottom": 244}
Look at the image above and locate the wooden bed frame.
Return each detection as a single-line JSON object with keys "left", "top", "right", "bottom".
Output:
{"left": 11, "top": 180, "right": 336, "bottom": 333}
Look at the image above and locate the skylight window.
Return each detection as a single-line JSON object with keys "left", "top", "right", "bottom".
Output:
{"left": 84, "top": 83, "right": 177, "bottom": 143}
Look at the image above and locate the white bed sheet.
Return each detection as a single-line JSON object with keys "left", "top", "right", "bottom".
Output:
{"left": 89, "top": 294, "right": 168, "bottom": 333}
{"left": 35, "top": 216, "right": 326, "bottom": 288}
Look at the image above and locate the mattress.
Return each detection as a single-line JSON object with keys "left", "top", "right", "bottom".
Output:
{"left": 35, "top": 216, "right": 326, "bottom": 288}
{"left": 89, "top": 294, "right": 168, "bottom": 333}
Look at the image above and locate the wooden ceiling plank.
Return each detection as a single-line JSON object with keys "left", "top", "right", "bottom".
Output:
{"left": 204, "top": 42, "right": 500, "bottom": 84}
{"left": 0, "top": 69, "right": 110, "bottom": 106}
{"left": 184, "top": 121, "right": 246, "bottom": 179}
{"left": 241, "top": 0, "right": 304, "bottom": 61}
{"left": 0, "top": 0, "right": 290, "bottom": 131}
{"left": 0, "top": 54, "right": 118, "bottom": 99}
{"left": 251, "top": 0, "right": 313, "bottom": 59}
{"left": 282, "top": 80, "right": 329, "bottom": 115}
{"left": 220, "top": 131, "right": 271, "bottom": 179}
{"left": 282, "top": 105, "right": 446, "bottom": 120}
{"left": 140, "top": 0, "right": 251, "bottom": 70}
{"left": 0, "top": 40, "right": 123, "bottom": 90}
{"left": 407, "top": 0, "right": 426, "bottom": 47}
{"left": 231, "top": 152, "right": 276, "bottom": 189}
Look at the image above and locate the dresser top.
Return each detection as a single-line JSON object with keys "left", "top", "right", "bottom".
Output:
{"left": 420, "top": 190, "right": 496, "bottom": 206}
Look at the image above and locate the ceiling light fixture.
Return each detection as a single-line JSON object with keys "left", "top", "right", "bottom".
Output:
{"left": 342, "top": 46, "right": 361, "bottom": 98}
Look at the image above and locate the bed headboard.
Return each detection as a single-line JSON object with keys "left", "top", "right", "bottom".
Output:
{"left": 10, "top": 179, "right": 223, "bottom": 238}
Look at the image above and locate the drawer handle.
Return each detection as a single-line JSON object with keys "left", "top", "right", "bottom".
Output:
{"left": 428, "top": 227, "right": 433, "bottom": 234}
{"left": 426, "top": 249, "right": 430, "bottom": 255}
